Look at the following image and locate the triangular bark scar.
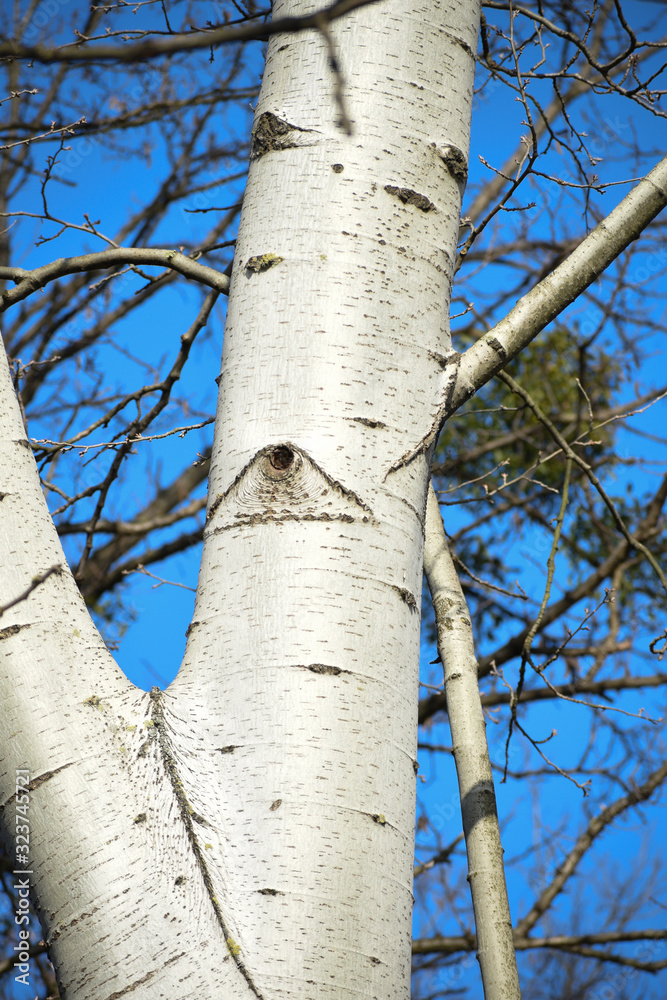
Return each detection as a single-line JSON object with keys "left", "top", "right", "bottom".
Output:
{"left": 250, "top": 112, "right": 319, "bottom": 159}
{"left": 384, "top": 351, "right": 473, "bottom": 478}
{"left": 208, "top": 443, "right": 373, "bottom": 529}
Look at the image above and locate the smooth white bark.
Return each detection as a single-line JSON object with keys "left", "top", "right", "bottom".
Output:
{"left": 0, "top": 339, "right": 235, "bottom": 996}
{"left": 171, "top": 3, "right": 481, "bottom": 996}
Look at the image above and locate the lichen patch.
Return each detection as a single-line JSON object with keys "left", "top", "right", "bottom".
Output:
{"left": 245, "top": 253, "right": 284, "bottom": 273}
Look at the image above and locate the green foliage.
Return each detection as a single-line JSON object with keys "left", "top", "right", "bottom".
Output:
{"left": 437, "top": 325, "right": 623, "bottom": 496}
{"left": 428, "top": 326, "right": 658, "bottom": 651}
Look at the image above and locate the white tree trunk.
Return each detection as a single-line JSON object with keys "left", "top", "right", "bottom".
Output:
{"left": 0, "top": 2, "right": 481, "bottom": 998}
{"left": 0, "top": 341, "right": 232, "bottom": 996}
{"left": 172, "top": 1, "right": 480, "bottom": 994}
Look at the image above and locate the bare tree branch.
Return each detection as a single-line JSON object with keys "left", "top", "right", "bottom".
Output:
{"left": 0, "top": 248, "right": 229, "bottom": 312}
{"left": 0, "top": 0, "right": 380, "bottom": 64}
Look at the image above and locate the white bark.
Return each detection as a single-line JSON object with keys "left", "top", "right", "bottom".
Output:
{"left": 1, "top": 2, "right": 481, "bottom": 997}
{"left": 0, "top": 340, "right": 239, "bottom": 996}
{"left": 170, "top": 2, "right": 481, "bottom": 995}
{"left": 424, "top": 485, "right": 520, "bottom": 1000}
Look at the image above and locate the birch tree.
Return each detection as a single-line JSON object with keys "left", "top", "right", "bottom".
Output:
{"left": 1, "top": 2, "right": 667, "bottom": 999}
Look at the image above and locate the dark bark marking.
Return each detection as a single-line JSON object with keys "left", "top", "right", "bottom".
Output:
{"left": 332, "top": 163, "right": 344, "bottom": 173}
{"left": 84, "top": 694, "right": 105, "bottom": 710}
{"left": 245, "top": 253, "right": 283, "bottom": 273}
{"left": 486, "top": 335, "right": 508, "bottom": 361}
{"left": 428, "top": 349, "right": 455, "bottom": 369}
{"left": 251, "top": 111, "right": 313, "bottom": 159}
{"left": 457, "top": 37, "right": 475, "bottom": 58}
{"left": 352, "top": 416, "right": 388, "bottom": 429}
{"left": 217, "top": 745, "right": 237, "bottom": 754}
{"left": 393, "top": 585, "right": 418, "bottom": 610}
{"left": 385, "top": 185, "right": 436, "bottom": 212}
{"left": 207, "top": 494, "right": 224, "bottom": 520}
{"left": 0, "top": 622, "right": 32, "bottom": 640}
{"left": 2, "top": 762, "right": 75, "bottom": 809}
{"left": 306, "top": 663, "right": 344, "bottom": 676}
{"left": 432, "top": 143, "right": 468, "bottom": 186}
{"left": 269, "top": 445, "right": 294, "bottom": 471}
{"left": 207, "top": 442, "right": 373, "bottom": 528}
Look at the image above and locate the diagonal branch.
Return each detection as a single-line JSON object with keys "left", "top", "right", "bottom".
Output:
{"left": 424, "top": 483, "right": 521, "bottom": 1000}
{"left": 514, "top": 759, "right": 667, "bottom": 938}
{"left": 450, "top": 155, "right": 667, "bottom": 414}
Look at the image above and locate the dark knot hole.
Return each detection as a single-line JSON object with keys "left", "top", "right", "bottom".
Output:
{"left": 269, "top": 446, "right": 294, "bottom": 471}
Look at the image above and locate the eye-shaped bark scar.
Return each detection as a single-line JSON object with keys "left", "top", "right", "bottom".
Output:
{"left": 207, "top": 444, "right": 373, "bottom": 530}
